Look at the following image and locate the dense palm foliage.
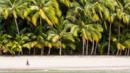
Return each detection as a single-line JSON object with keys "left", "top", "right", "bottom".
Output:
{"left": 0, "top": 0, "right": 130, "bottom": 55}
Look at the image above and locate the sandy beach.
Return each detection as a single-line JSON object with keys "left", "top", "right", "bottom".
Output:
{"left": 0, "top": 56, "right": 130, "bottom": 71}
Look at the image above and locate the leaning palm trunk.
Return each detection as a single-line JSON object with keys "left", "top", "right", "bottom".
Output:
{"left": 21, "top": 51, "right": 23, "bottom": 55}
{"left": 14, "top": 18, "right": 20, "bottom": 34}
{"left": 48, "top": 48, "right": 51, "bottom": 55}
{"left": 116, "top": 50, "right": 119, "bottom": 55}
{"left": 91, "top": 40, "right": 95, "bottom": 55}
{"left": 18, "top": 52, "right": 20, "bottom": 55}
{"left": 117, "top": 50, "right": 122, "bottom": 55}
{"left": 18, "top": 51, "right": 23, "bottom": 55}
{"left": 15, "top": 18, "right": 20, "bottom": 55}
{"left": 107, "top": 23, "right": 112, "bottom": 55}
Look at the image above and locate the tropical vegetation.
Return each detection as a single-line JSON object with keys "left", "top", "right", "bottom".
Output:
{"left": 0, "top": 0, "right": 130, "bottom": 56}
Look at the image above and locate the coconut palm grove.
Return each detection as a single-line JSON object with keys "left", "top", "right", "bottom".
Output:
{"left": 0, "top": 0, "right": 130, "bottom": 56}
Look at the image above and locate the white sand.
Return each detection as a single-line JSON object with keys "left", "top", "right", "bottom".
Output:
{"left": 0, "top": 56, "right": 130, "bottom": 70}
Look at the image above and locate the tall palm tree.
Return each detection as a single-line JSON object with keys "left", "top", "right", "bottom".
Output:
{"left": 0, "top": 0, "right": 29, "bottom": 34}
{"left": 92, "top": 0, "right": 117, "bottom": 55}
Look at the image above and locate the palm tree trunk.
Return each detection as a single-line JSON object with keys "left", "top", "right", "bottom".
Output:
{"left": 59, "top": 41, "right": 62, "bottom": 56}
{"left": 0, "top": 50, "right": 2, "bottom": 55}
{"left": 48, "top": 48, "right": 51, "bottom": 55}
{"left": 18, "top": 52, "right": 20, "bottom": 56}
{"left": 127, "top": 49, "right": 130, "bottom": 56}
{"left": 70, "top": 49, "right": 73, "bottom": 55}
{"left": 59, "top": 47, "right": 62, "bottom": 56}
{"left": 33, "top": 48, "right": 35, "bottom": 55}
{"left": 119, "top": 50, "right": 122, "bottom": 55}
{"left": 86, "top": 40, "right": 88, "bottom": 55}
{"left": 118, "top": 26, "right": 120, "bottom": 40}
{"left": 117, "top": 26, "right": 121, "bottom": 56}
{"left": 14, "top": 18, "right": 20, "bottom": 34}
{"left": 82, "top": 39, "right": 85, "bottom": 55}
{"left": 29, "top": 49, "right": 31, "bottom": 55}
{"left": 91, "top": 40, "right": 95, "bottom": 55}
{"left": 21, "top": 51, "right": 23, "bottom": 55}
{"left": 107, "top": 23, "right": 112, "bottom": 55}
{"left": 41, "top": 48, "right": 44, "bottom": 55}
{"left": 94, "top": 43, "right": 98, "bottom": 55}
{"left": 116, "top": 50, "right": 119, "bottom": 55}
{"left": 14, "top": 18, "right": 20, "bottom": 55}
{"left": 125, "top": 49, "right": 127, "bottom": 55}
{"left": 112, "top": 51, "right": 115, "bottom": 55}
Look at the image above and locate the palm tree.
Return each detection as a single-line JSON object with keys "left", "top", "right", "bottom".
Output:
{"left": 67, "top": 0, "right": 103, "bottom": 55}
{"left": 24, "top": 0, "right": 61, "bottom": 26}
{"left": 0, "top": 34, "right": 12, "bottom": 54}
{"left": 91, "top": 1, "right": 117, "bottom": 55}
{"left": 0, "top": 0, "right": 29, "bottom": 34}
{"left": 47, "top": 18, "right": 74, "bottom": 55}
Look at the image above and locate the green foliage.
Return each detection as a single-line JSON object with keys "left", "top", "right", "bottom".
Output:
{"left": 0, "top": 0, "right": 130, "bottom": 55}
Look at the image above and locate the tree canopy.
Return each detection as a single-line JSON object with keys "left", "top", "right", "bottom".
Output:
{"left": 0, "top": 0, "right": 130, "bottom": 55}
